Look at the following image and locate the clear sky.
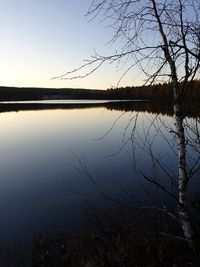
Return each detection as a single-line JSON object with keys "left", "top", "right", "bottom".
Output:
{"left": 0, "top": 0, "right": 144, "bottom": 90}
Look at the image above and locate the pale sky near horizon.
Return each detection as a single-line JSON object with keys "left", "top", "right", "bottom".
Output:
{"left": 0, "top": 0, "right": 144, "bottom": 90}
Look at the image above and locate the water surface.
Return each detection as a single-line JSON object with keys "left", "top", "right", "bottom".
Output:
{"left": 0, "top": 101, "right": 198, "bottom": 244}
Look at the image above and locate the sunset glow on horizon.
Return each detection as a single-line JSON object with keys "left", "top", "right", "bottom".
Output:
{"left": 0, "top": 0, "right": 144, "bottom": 90}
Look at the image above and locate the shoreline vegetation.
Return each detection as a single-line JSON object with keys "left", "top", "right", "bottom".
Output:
{"left": 0, "top": 82, "right": 199, "bottom": 117}
{"left": 1, "top": 80, "right": 200, "bottom": 102}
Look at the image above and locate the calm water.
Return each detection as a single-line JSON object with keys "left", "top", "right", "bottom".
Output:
{"left": 0, "top": 101, "right": 199, "bottom": 244}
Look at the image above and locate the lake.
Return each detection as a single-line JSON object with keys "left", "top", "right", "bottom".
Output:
{"left": 0, "top": 100, "right": 199, "bottom": 245}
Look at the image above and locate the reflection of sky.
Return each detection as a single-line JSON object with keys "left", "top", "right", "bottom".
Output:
{"left": 0, "top": 0, "right": 144, "bottom": 89}
{"left": 0, "top": 107, "right": 183, "bottom": 244}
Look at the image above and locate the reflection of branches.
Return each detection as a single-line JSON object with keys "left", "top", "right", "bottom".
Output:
{"left": 141, "top": 206, "right": 178, "bottom": 223}
{"left": 69, "top": 151, "right": 134, "bottom": 210}
{"left": 183, "top": 117, "right": 200, "bottom": 182}
{"left": 69, "top": 152, "right": 182, "bottom": 225}
{"left": 105, "top": 111, "right": 139, "bottom": 158}
{"left": 139, "top": 171, "right": 180, "bottom": 205}
{"left": 92, "top": 111, "right": 126, "bottom": 141}
{"left": 155, "top": 116, "right": 177, "bottom": 156}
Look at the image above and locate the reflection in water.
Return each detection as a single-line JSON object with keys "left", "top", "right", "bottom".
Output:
{"left": 0, "top": 99, "right": 199, "bottom": 117}
{"left": 0, "top": 102, "right": 198, "bottom": 245}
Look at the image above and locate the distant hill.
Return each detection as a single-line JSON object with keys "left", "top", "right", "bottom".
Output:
{"left": 0, "top": 81, "right": 200, "bottom": 101}
{"left": 0, "top": 86, "right": 108, "bottom": 101}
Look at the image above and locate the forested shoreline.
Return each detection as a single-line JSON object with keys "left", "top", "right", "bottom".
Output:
{"left": 1, "top": 80, "right": 200, "bottom": 101}
{"left": 107, "top": 80, "right": 200, "bottom": 101}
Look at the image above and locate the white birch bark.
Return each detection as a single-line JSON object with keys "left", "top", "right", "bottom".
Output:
{"left": 151, "top": 0, "right": 194, "bottom": 245}
{"left": 173, "top": 96, "right": 194, "bottom": 246}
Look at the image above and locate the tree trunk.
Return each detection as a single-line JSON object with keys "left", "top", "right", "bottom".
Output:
{"left": 173, "top": 94, "right": 194, "bottom": 246}
{"left": 150, "top": 0, "right": 194, "bottom": 246}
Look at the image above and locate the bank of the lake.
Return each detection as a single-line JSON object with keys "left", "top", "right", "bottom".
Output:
{"left": 1, "top": 80, "right": 200, "bottom": 102}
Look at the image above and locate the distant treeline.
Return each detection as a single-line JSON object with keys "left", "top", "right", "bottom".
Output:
{"left": 108, "top": 80, "right": 200, "bottom": 101}
{"left": 0, "top": 80, "right": 200, "bottom": 101}
{"left": 0, "top": 86, "right": 108, "bottom": 101}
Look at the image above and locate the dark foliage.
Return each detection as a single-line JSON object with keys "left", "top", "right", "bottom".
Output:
{"left": 31, "top": 209, "right": 200, "bottom": 267}
{"left": 108, "top": 80, "right": 200, "bottom": 102}
{"left": 0, "top": 86, "right": 108, "bottom": 101}
{"left": 1, "top": 80, "right": 200, "bottom": 102}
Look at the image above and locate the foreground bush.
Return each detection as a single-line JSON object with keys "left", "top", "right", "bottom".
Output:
{"left": 31, "top": 208, "right": 200, "bottom": 267}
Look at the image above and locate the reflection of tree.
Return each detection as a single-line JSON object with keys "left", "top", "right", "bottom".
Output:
{"left": 106, "top": 100, "right": 200, "bottom": 118}
{"left": 57, "top": 0, "right": 200, "bottom": 247}
{"left": 1, "top": 100, "right": 199, "bottom": 117}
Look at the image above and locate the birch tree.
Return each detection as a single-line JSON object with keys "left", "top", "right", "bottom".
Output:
{"left": 58, "top": 0, "right": 200, "bottom": 246}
